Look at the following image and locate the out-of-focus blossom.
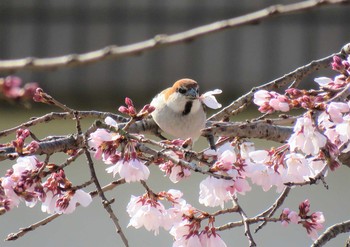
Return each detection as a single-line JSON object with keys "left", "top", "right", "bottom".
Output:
{"left": 0, "top": 76, "right": 38, "bottom": 101}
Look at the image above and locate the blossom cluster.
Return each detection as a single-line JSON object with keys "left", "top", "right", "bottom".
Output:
{"left": 280, "top": 200, "right": 325, "bottom": 240}
{"left": 0, "top": 76, "right": 38, "bottom": 102}
{"left": 89, "top": 116, "right": 150, "bottom": 183}
{"left": 127, "top": 189, "right": 227, "bottom": 247}
{"left": 0, "top": 156, "right": 92, "bottom": 214}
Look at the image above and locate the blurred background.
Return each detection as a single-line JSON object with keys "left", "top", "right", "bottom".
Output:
{"left": 1, "top": 0, "right": 350, "bottom": 109}
{"left": 1, "top": 0, "right": 350, "bottom": 247}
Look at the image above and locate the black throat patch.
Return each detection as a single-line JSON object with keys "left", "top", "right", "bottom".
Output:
{"left": 182, "top": 101, "right": 193, "bottom": 116}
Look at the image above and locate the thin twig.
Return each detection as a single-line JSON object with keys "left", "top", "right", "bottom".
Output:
{"left": 0, "top": 0, "right": 347, "bottom": 72}
{"left": 255, "top": 187, "right": 291, "bottom": 233}
{"left": 6, "top": 214, "right": 61, "bottom": 241}
{"left": 232, "top": 197, "right": 257, "bottom": 247}
{"left": 83, "top": 144, "right": 129, "bottom": 246}
{"left": 0, "top": 111, "right": 127, "bottom": 138}
{"left": 216, "top": 217, "right": 280, "bottom": 231}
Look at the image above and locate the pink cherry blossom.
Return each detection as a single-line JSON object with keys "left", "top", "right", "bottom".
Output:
{"left": 326, "top": 102, "right": 349, "bottom": 123}
{"left": 254, "top": 90, "right": 290, "bottom": 113}
{"left": 302, "top": 211, "right": 325, "bottom": 240}
{"left": 173, "top": 234, "right": 202, "bottom": 247}
{"left": 170, "top": 219, "right": 202, "bottom": 247}
{"left": 280, "top": 208, "right": 300, "bottom": 227}
{"left": 128, "top": 203, "right": 165, "bottom": 235}
{"left": 57, "top": 189, "right": 92, "bottom": 214}
{"left": 199, "top": 176, "right": 234, "bottom": 208}
{"left": 245, "top": 150, "right": 285, "bottom": 192}
{"left": 283, "top": 153, "right": 311, "bottom": 183}
{"left": 314, "top": 75, "right": 347, "bottom": 89}
{"left": 159, "top": 159, "right": 191, "bottom": 183}
{"left": 127, "top": 190, "right": 189, "bottom": 235}
{"left": 200, "top": 227, "right": 227, "bottom": 247}
{"left": 288, "top": 113, "right": 327, "bottom": 155}
{"left": 200, "top": 89, "right": 222, "bottom": 109}
{"left": 106, "top": 157, "right": 150, "bottom": 183}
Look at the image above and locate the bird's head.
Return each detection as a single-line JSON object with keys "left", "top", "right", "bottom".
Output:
{"left": 163, "top": 79, "right": 201, "bottom": 114}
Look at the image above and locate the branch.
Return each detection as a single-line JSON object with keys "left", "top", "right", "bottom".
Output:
{"left": 0, "top": 0, "right": 347, "bottom": 72}
{"left": 0, "top": 111, "right": 128, "bottom": 138}
{"left": 202, "top": 121, "right": 293, "bottom": 143}
{"left": 311, "top": 220, "right": 350, "bottom": 247}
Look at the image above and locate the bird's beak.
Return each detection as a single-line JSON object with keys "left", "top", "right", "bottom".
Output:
{"left": 185, "top": 88, "right": 198, "bottom": 99}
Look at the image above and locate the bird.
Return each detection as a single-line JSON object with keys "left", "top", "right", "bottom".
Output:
{"left": 150, "top": 78, "right": 207, "bottom": 144}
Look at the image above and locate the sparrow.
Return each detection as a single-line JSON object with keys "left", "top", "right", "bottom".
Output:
{"left": 150, "top": 78, "right": 206, "bottom": 143}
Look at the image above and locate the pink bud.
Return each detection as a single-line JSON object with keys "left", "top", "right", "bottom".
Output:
{"left": 26, "top": 141, "right": 39, "bottom": 154}
{"left": 125, "top": 97, "right": 134, "bottom": 107}
{"left": 23, "top": 82, "right": 39, "bottom": 98}
{"left": 118, "top": 106, "right": 129, "bottom": 114}
{"left": 147, "top": 105, "right": 155, "bottom": 113}
{"left": 33, "top": 88, "right": 44, "bottom": 102}
{"left": 332, "top": 55, "right": 342, "bottom": 65}
{"left": 21, "top": 129, "right": 31, "bottom": 138}
{"left": 128, "top": 106, "right": 136, "bottom": 115}
{"left": 4, "top": 76, "right": 22, "bottom": 88}
{"left": 141, "top": 104, "right": 150, "bottom": 112}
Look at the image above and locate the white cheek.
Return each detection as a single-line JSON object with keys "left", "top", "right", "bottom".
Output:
{"left": 166, "top": 94, "right": 187, "bottom": 112}
{"left": 191, "top": 100, "right": 201, "bottom": 113}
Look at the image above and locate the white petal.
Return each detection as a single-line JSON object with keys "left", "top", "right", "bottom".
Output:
{"left": 202, "top": 89, "right": 222, "bottom": 96}
{"left": 314, "top": 77, "right": 332, "bottom": 86}
{"left": 75, "top": 190, "right": 93, "bottom": 207}
{"left": 201, "top": 95, "right": 222, "bottom": 109}
{"left": 105, "top": 116, "right": 118, "bottom": 129}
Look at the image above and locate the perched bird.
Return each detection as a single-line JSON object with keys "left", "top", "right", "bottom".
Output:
{"left": 150, "top": 78, "right": 206, "bottom": 143}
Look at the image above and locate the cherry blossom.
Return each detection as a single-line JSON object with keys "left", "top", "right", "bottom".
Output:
{"left": 314, "top": 75, "right": 347, "bottom": 90}
{"left": 0, "top": 156, "right": 44, "bottom": 210}
{"left": 254, "top": 90, "right": 290, "bottom": 113}
{"left": 106, "top": 157, "right": 150, "bottom": 183}
{"left": 170, "top": 219, "right": 201, "bottom": 247}
{"left": 199, "top": 227, "right": 227, "bottom": 247}
{"left": 127, "top": 190, "right": 188, "bottom": 235}
{"left": 298, "top": 200, "right": 325, "bottom": 240}
{"left": 283, "top": 153, "right": 311, "bottom": 183}
{"left": 288, "top": 113, "right": 327, "bottom": 156}
{"left": 159, "top": 160, "right": 191, "bottom": 183}
{"left": 245, "top": 150, "right": 285, "bottom": 192}
{"left": 56, "top": 189, "right": 92, "bottom": 214}
{"left": 280, "top": 208, "right": 300, "bottom": 227}
{"left": 199, "top": 148, "right": 250, "bottom": 208}
{"left": 0, "top": 76, "right": 38, "bottom": 100}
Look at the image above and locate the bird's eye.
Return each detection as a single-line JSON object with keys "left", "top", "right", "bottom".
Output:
{"left": 178, "top": 88, "right": 187, "bottom": 94}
